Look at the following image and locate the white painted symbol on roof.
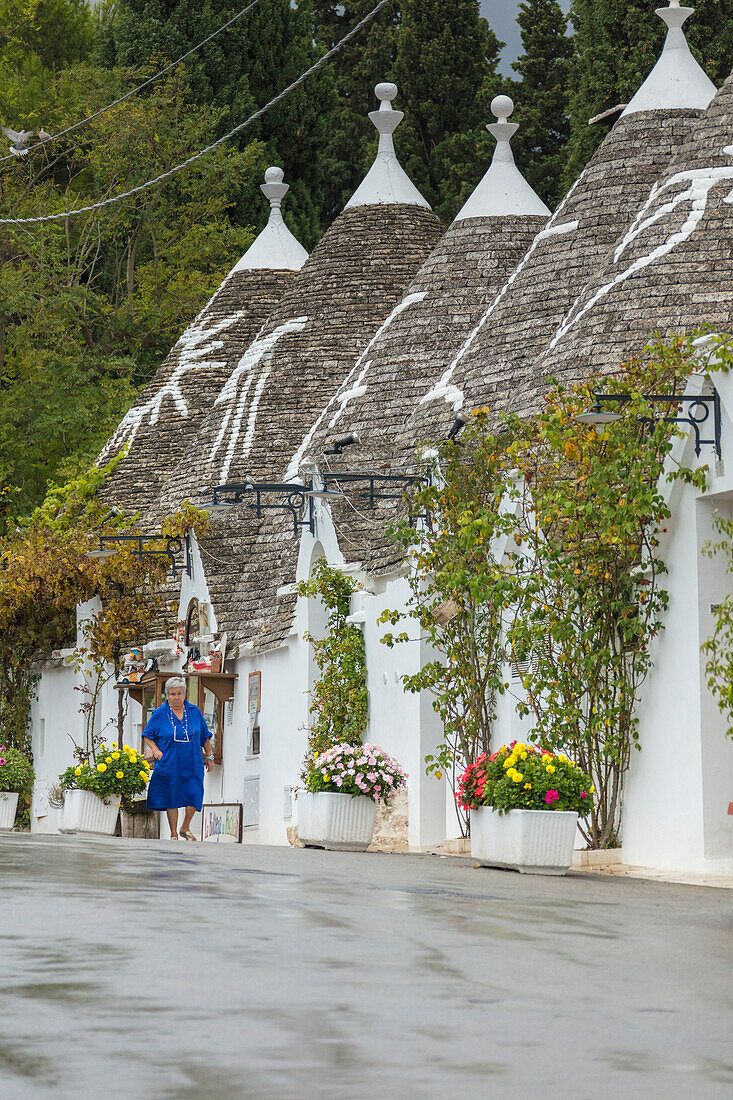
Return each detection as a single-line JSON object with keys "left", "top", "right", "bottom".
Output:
{"left": 547, "top": 146, "right": 733, "bottom": 352}
{"left": 283, "top": 292, "right": 427, "bottom": 482}
{"left": 209, "top": 315, "right": 309, "bottom": 482}
{"left": 98, "top": 308, "right": 246, "bottom": 461}
{"left": 418, "top": 217, "right": 579, "bottom": 412}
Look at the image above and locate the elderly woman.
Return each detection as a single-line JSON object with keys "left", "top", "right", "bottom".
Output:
{"left": 143, "top": 676, "right": 215, "bottom": 841}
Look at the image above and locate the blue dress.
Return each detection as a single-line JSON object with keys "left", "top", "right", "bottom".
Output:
{"left": 143, "top": 701, "right": 212, "bottom": 811}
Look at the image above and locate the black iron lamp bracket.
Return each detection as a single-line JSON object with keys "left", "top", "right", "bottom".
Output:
{"left": 590, "top": 391, "right": 722, "bottom": 458}
{"left": 209, "top": 482, "right": 314, "bottom": 536}
{"left": 93, "top": 534, "right": 189, "bottom": 577}
{"left": 321, "top": 471, "right": 426, "bottom": 507}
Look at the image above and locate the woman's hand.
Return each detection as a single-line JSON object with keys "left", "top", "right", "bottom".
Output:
{"left": 205, "top": 757, "right": 215, "bottom": 773}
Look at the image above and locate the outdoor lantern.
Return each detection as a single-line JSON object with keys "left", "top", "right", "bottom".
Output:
{"left": 574, "top": 401, "right": 623, "bottom": 431}
{"left": 447, "top": 410, "right": 469, "bottom": 441}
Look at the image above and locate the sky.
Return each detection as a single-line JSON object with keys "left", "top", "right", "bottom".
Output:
{"left": 481, "top": 0, "right": 572, "bottom": 77}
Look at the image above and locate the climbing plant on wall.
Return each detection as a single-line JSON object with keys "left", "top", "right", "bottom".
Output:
{"left": 702, "top": 516, "right": 733, "bottom": 741}
{"left": 296, "top": 558, "right": 368, "bottom": 778}
{"left": 383, "top": 335, "right": 709, "bottom": 847}
{"left": 0, "top": 462, "right": 210, "bottom": 752}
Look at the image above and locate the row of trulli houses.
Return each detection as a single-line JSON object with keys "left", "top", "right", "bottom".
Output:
{"left": 31, "top": 2, "right": 733, "bottom": 874}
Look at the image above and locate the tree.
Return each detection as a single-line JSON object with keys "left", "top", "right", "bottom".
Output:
{"left": 107, "top": 0, "right": 334, "bottom": 246}
{"left": 312, "top": 0, "right": 399, "bottom": 221}
{"left": 564, "top": 0, "right": 733, "bottom": 189}
{"left": 393, "top": 0, "right": 505, "bottom": 222}
{"left": 511, "top": 0, "right": 573, "bottom": 209}
{"left": 0, "top": 65, "right": 261, "bottom": 522}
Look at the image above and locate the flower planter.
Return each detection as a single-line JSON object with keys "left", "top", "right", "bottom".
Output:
{"left": 297, "top": 791, "right": 377, "bottom": 851}
{"left": 58, "top": 789, "right": 119, "bottom": 836}
{"left": 471, "top": 807, "right": 578, "bottom": 875}
{"left": 0, "top": 791, "right": 19, "bottom": 830}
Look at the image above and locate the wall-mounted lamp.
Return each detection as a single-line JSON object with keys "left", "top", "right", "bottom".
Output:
{"left": 447, "top": 410, "right": 469, "bottom": 442}
{"left": 325, "top": 431, "right": 361, "bottom": 455}
{"left": 575, "top": 391, "right": 721, "bottom": 458}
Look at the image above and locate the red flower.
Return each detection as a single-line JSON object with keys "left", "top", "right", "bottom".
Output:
{"left": 545, "top": 789, "right": 559, "bottom": 805}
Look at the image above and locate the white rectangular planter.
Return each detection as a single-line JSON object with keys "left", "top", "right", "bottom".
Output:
{"left": 471, "top": 807, "right": 578, "bottom": 875}
{"left": 297, "top": 792, "right": 377, "bottom": 851}
{"left": 0, "top": 791, "right": 19, "bottom": 830}
{"left": 58, "top": 789, "right": 119, "bottom": 836}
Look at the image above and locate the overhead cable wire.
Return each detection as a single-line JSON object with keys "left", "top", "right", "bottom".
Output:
{"left": 0, "top": 0, "right": 393, "bottom": 226}
{"left": 0, "top": 0, "right": 261, "bottom": 165}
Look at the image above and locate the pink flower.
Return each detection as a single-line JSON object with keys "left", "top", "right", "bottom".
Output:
{"left": 0, "top": 759, "right": 6, "bottom": 767}
{"left": 545, "top": 789, "right": 559, "bottom": 805}
{"left": 581, "top": 792, "right": 587, "bottom": 798}
{"left": 335, "top": 778, "right": 343, "bottom": 787}
{"left": 368, "top": 756, "right": 377, "bottom": 765}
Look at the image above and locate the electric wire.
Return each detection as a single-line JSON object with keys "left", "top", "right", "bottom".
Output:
{"left": 0, "top": 0, "right": 393, "bottom": 226}
{"left": 0, "top": 0, "right": 261, "bottom": 165}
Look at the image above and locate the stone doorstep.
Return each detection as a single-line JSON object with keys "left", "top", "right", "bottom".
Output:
{"left": 572, "top": 847, "right": 622, "bottom": 869}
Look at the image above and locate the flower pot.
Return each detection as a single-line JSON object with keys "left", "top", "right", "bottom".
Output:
{"left": 0, "top": 791, "right": 19, "bottom": 830}
{"left": 58, "top": 789, "right": 119, "bottom": 836}
{"left": 297, "top": 791, "right": 377, "bottom": 852}
{"left": 471, "top": 807, "right": 578, "bottom": 875}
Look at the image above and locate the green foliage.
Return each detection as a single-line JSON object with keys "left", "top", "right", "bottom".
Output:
{"left": 386, "top": 335, "right": 706, "bottom": 847}
{"left": 108, "top": 0, "right": 333, "bottom": 248}
{"left": 303, "top": 741, "right": 407, "bottom": 802}
{"left": 511, "top": 0, "right": 573, "bottom": 208}
{"left": 702, "top": 515, "right": 733, "bottom": 740}
{"left": 393, "top": 0, "right": 505, "bottom": 222}
{"left": 0, "top": 458, "right": 208, "bottom": 750}
{"left": 59, "top": 739, "right": 150, "bottom": 809}
{"left": 297, "top": 558, "right": 368, "bottom": 776}
{"left": 457, "top": 743, "right": 594, "bottom": 816}
{"left": 0, "top": 744, "right": 35, "bottom": 798}
{"left": 379, "top": 437, "right": 517, "bottom": 834}
{"left": 564, "top": 0, "right": 733, "bottom": 189}
{"left": 501, "top": 338, "right": 706, "bottom": 846}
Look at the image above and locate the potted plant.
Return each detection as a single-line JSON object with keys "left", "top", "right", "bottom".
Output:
{"left": 58, "top": 742, "right": 150, "bottom": 836}
{"left": 458, "top": 742, "right": 594, "bottom": 875}
{"left": 298, "top": 743, "right": 407, "bottom": 851}
{"left": 0, "top": 746, "right": 35, "bottom": 830}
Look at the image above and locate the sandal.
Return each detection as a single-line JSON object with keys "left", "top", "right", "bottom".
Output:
{"left": 181, "top": 830, "right": 198, "bottom": 841}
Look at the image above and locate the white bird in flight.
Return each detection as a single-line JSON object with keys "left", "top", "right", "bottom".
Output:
{"left": 1, "top": 126, "right": 36, "bottom": 156}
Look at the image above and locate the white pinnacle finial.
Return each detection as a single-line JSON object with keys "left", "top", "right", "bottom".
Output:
{"left": 622, "top": 2, "right": 715, "bottom": 115}
{"left": 487, "top": 94, "right": 519, "bottom": 143}
{"left": 344, "top": 81, "right": 431, "bottom": 210}
{"left": 261, "top": 166, "right": 288, "bottom": 225}
{"left": 229, "top": 165, "right": 308, "bottom": 273}
{"left": 454, "top": 94, "right": 550, "bottom": 221}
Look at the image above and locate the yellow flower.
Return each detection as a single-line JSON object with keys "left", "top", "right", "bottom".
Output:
{"left": 542, "top": 752, "right": 552, "bottom": 760}
{"left": 112, "top": 752, "right": 120, "bottom": 760}
{"left": 520, "top": 752, "right": 527, "bottom": 760}
{"left": 74, "top": 766, "right": 82, "bottom": 776}
{"left": 139, "top": 770, "right": 148, "bottom": 781}
{"left": 512, "top": 772, "right": 523, "bottom": 784}
{"left": 129, "top": 752, "right": 138, "bottom": 762}
{"left": 323, "top": 773, "right": 330, "bottom": 782}
{"left": 524, "top": 783, "right": 532, "bottom": 790}
{"left": 97, "top": 763, "right": 107, "bottom": 773}
{"left": 503, "top": 757, "right": 514, "bottom": 769}
{"left": 589, "top": 784, "right": 595, "bottom": 794}
{"left": 105, "top": 756, "right": 112, "bottom": 764}
{"left": 116, "top": 771, "right": 124, "bottom": 779}
{"left": 546, "top": 765, "right": 556, "bottom": 774}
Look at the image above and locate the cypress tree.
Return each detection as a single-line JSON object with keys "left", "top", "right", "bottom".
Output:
{"left": 565, "top": 0, "right": 733, "bottom": 189}
{"left": 106, "top": 0, "right": 334, "bottom": 246}
{"left": 392, "top": 0, "right": 505, "bottom": 222}
{"left": 312, "top": 0, "right": 399, "bottom": 222}
{"left": 511, "top": 0, "right": 573, "bottom": 209}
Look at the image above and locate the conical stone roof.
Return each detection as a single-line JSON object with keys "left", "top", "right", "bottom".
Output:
{"left": 99, "top": 168, "right": 308, "bottom": 514}
{"left": 409, "top": 0, "right": 717, "bottom": 433}
{"left": 283, "top": 95, "right": 551, "bottom": 576}
{"left": 516, "top": 68, "right": 733, "bottom": 411}
{"left": 155, "top": 83, "right": 444, "bottom": 646}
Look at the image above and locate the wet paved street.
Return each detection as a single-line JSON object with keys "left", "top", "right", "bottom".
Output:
{"left": 0, "top": 834, "right": 731, "bottom": 1099}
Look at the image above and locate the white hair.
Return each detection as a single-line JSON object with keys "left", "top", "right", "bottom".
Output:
{"left": 164, "top": 676, "right": 186, "bottom": 695}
